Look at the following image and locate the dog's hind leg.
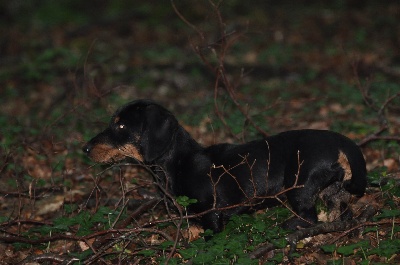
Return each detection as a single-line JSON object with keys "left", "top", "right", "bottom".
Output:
{"left": 282, "top": 162, "right": 346, "bottom": 229}
{"left": 282, "top": 188, "right": 319, "bottom": 230}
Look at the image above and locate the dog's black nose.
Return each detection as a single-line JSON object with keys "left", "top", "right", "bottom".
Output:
{"left": 82, "top": 143, "right": 91, "bottom": 154}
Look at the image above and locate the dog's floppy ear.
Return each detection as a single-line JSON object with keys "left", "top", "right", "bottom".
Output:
{"left": 141, "top": 104, "right": 178, "bottom": 162}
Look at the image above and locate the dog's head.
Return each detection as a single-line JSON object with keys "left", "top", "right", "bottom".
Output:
{"left": 82, "top": 100, "right": 178, "bottom": 163}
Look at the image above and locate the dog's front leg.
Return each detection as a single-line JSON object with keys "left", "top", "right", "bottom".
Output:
{"left": 200, "top": 211, "right": 224, "bottom": 236}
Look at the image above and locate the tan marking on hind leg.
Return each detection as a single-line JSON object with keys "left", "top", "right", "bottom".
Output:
{"left": 338, "top": 150, "right": 352, "bottom": 181}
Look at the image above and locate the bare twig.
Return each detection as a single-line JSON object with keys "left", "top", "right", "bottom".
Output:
{"left": 173, "top": 0, "right": 269, "bottom": 140}
{"left": 171, "top": 0, "right": 205, "bottom": 40}
{"left": 0, "top": 227, "right": 174, "bottom": 245}
{"left": 352, "top": 61, "right": 400, "bottom": 146}
{"left": 115, "top": 198, "right": 160, "bottom": 229}
{"left": 17, "top": 254, "right": 78, "bottom": 265}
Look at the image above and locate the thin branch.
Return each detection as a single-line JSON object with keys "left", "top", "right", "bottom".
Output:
{"left": 171, "top": 0, "right": 204, "bottom": 40}
{"left": 353, "top": 60, "right": 400, "bottom": 146}
{"left": 173, "top": 0, "right": 269, "bottom": 139}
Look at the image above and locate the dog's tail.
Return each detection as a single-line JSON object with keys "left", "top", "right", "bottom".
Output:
{"left": 341, "top": 146, "right": 367, "bottom": 197}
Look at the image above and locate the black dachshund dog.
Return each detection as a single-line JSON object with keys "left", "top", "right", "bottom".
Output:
{"left": 83, "top": 99, "right": 367, "bottom": 233}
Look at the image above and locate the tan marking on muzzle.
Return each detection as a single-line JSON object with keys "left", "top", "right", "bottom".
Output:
{"left": 338, "top": 151, "right": 352, "bottom": 181}
{"left": 88, "top": 143, "right": 125, "bottom": 163}
{"left": 118, "top": 143, "right": 143, "bottom": 162}
{"left": 88, "top": 143, "right": 143, "bottom": 163}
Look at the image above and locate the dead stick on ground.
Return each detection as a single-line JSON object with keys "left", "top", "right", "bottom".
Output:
{"left": 249, "top": 205, "right": 378, "bottom": 259}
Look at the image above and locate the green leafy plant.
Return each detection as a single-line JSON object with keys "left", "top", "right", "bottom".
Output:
{"left": 158, "top": 208, "right": 291, "bottom": 264}
{"left": 176, "top": 196, "right": 198, "bottom": 208}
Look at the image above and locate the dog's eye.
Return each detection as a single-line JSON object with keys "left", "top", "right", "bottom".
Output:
{"left": 119, "top": 124, "right": 125, "bottom": 129}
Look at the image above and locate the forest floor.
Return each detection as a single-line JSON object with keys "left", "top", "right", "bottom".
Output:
{"left": 1, "top": 1, "right": 400, "bottom": 264}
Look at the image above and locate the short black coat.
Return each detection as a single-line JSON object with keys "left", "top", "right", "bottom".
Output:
{"left": 83, "top": 100, "right": 367, "bottom": 232}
